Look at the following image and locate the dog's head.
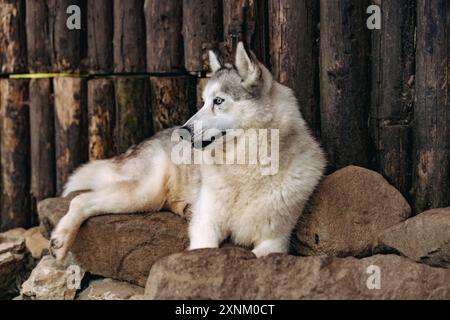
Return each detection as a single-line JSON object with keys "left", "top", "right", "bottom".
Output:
{"left": 181, "top": 42, "right": 274, "bottom": 149}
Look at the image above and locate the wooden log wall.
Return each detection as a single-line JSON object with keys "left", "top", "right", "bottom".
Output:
{"left": 370, "top": 0, "right": 416, "bottom": 198}
{"left": 269, "top": 0, "right": 320, "bottom": 136}
{"left": 0, "top": 79, "right": 30, "bottom": 229}
{"left": 87, "top": 78, "right": 115, "bottom": 160}
{"left": 320, "top": 0, "right": 371, "bottom": 171}
{"left": 113, "top": 77, "right": 152, "bottom": 154}
{"left": 29, "top": 79, "right": 55, "bottom": 217}
{"left": 0, "top": 0, "right": 27, "bottom": 74}
{"left": 145, "top": 0, "right": 184, "bottom": 73}
{"left": 48, "top": 0, "right": 87, "bottom": 73}
{"left": 87, "top": 0, "right": 113, "bottom": 74}
{"left": 150, "top": 76, "right": 196, "bottom": 131}
{"left": 0, "top": 0, "right": 449, "bottom": 229}
{"left": 412, "top": 0, "right": 450, "bottom": 213}
{"left": 25, "top": 0, "right": 52, "bottom": 73}
{"left": 53, "top": 77, "right": 88, "bottom": 194}
{"left": 113, "top": 0, "right": 146, "bottom": 73}
{"left": 182, "top": 0, "right": 221, "bottom": 74}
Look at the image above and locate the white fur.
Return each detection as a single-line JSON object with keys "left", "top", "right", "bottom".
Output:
{"left": 49, "top": 43, "right": 326, "bottom": 261}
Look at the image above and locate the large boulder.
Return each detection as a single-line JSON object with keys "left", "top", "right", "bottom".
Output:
{"left": 145, "top": 247, "right": 450, "bottom": 300}
{"left": 38, "top": 195, "right": 189, "bottom": 287}
{"left": 294, "top": 166, "right": 411, "bottom": 257}
{"left": 21, "top": 255, "right": 85, "bottom": 300}
{"left": 77, "top": 278, "right": 144, "bottom": 300}
{"left": 71, "top": 213, "right": 189, "bottom": 286}
{"left": 0, "top": 231, "right": 31, "bottom": 299}
{"left": 374, "top": 207, "right": 450, "bottom": 268}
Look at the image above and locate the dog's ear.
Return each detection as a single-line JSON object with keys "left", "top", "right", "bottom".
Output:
{"left": 209, "top": 50, "right": 222, "bottom": 73}
{"left": 235, "top": 42, "right": 262, "bottom": 89}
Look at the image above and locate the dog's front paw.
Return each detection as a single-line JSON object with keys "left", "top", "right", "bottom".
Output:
{"left": 49, "top": 232, "right": 71, "bottom": 262}
{"left": 252, "top": 239, "right": 288, "bottom": 258}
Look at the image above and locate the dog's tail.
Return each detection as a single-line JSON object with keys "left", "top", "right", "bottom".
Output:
{"left": 62, "top": 159, "right": 122, "bottom": 197}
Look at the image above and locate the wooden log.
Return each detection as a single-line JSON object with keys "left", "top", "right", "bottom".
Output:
{"left": 196, "top": 77, "right": 208, "bottom": 110}
{"left": 0, "top": 79, "right": 30, "bottom": 230}
{"left": 114, "top": 77, "right": 152, "bottom": 154}
{"left": 0, "top": 0, "right": 27, "bottom": 74}
{"left": 25, "top": 0, "right": 52, "bottom": 73}
{"left": 370, "top": 0, "right": 415, "bottom": 198}
{"left": 222, "top": 0, "right": 268, "bottom": 63}
{"left": 319, "top": 0, "right": 371, "bottom": 170}
{"left": 113, "top": 0, "right": 146, "bottom": 73}
{"left": 87, "top": 78, "right": 116, "bottom": 160}
{"left": 48, "top": 0, "right": 87, "bottom": 73}
{"left": 29, "top": 79, "right": 56, "bottom": 216}
{"left": 182, "top": 0, "right": 221, "bottom": 74}
{"left": 269, "top": 0, "right": 320, "bottom": 136}
{"left": 87, "top": 0, "right": 113, "bottom": 74}
{"left": 412, "top": 0, "right": 450, "bottom": 212}
{"left": 150, "top": 76, "right": 196, "bottom": 132}
{"left": 222, "top": 0, "right": 260, "bottom": 61}
{"left": 253, "top": 0, "right": 270, "bottom": 65}
{"left": 144, "top": 0, "right": 183, "bottom": 73}
{"left": 54, "top": 77, "right": 88, "bottom": 195}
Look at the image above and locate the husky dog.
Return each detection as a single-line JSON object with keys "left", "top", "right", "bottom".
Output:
{"left": 49, "top": 43, "right": 326, "bottom": 261}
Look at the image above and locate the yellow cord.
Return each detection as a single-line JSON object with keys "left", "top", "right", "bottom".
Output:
{"left": 9, "top": 73, "right": 89, "bottom": 79}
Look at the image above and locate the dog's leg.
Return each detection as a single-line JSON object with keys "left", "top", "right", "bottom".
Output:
{"left": 50, "top": 176, "right": 166, "bottom": 261}
{"left": 188, "top": 187, "right": 225, "bottom": 250}
{"left": 252, "top": 238, "right": 289, "bottom": 258}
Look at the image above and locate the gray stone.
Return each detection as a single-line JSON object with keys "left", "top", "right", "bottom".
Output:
{"left": 21, "top": 255, "right": 85, "bottom": 300}
{"left": 145, "top": 247, "right": 450, "bottom": 300}
{"left": 375, "top": 207, "right": 450, "bottom": 268}
{"left": 77, "top": 278, "right": 144, "bottom": 300}
{"left": 24, "top": 227, "right": 49, "bottom": 259}
{"left": 0, "top": 232, "right": 30, "bottom": 299}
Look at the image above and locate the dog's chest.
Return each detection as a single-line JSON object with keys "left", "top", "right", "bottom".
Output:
{"left": 207, "top": 170, "right": 282, "bottom": 243}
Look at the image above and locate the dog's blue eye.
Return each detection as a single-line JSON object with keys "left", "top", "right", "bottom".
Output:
{"left": 213, "top": 97, "right": 225, "bottom": 105}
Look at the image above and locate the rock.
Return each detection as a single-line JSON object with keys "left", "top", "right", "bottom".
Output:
{"left": 24, "top": 227, "right": 49, "bottom": 259}
{"left": 21, "top": 254, "right": 85, "bottom": 300}
{"left": 0, "top": 252, "right": 24, "bottom": 299}
{"left": 2, "top": 228, "right": 26, "bottom": 239}
{"left": 374, "top": 207, "right": 450, "bottom": 268}
{"left": 1, "top": 227, "right": 48, "bottom": 260}
{"left": 37, "top": 193, "right": 82, "bottom": 239}
{"left": 128, "top": 295, "right": 148, "bottom": 300}
{"left": 77, "top": 278, "right": 144, "bottom": 300}
{"left": 71, "top": 213, "right": 189, "bottom": 286}
{"left": 38, "top": 193, "right": 189, "bottom": 287}
{"left": 0, "top": 233, "right": 31, "bottom": 299}
{"left": 145, "top": 247, "right": 450, "bottom": 300}
{"left": 294, "top": 166, "right": 411, "bottom": 257}
{"left": 0, "top": 235, "right": 25, "bottom": 254}
{"left": 0, "top": 227, "right": 49, "bottom": 299}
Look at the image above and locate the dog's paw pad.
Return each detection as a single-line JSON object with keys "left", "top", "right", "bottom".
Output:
{"left": 49, "top": 234, "right": 68, "bottom": 261}
{"left": 50, "top": 237, "right": 63, "bottom": 249}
